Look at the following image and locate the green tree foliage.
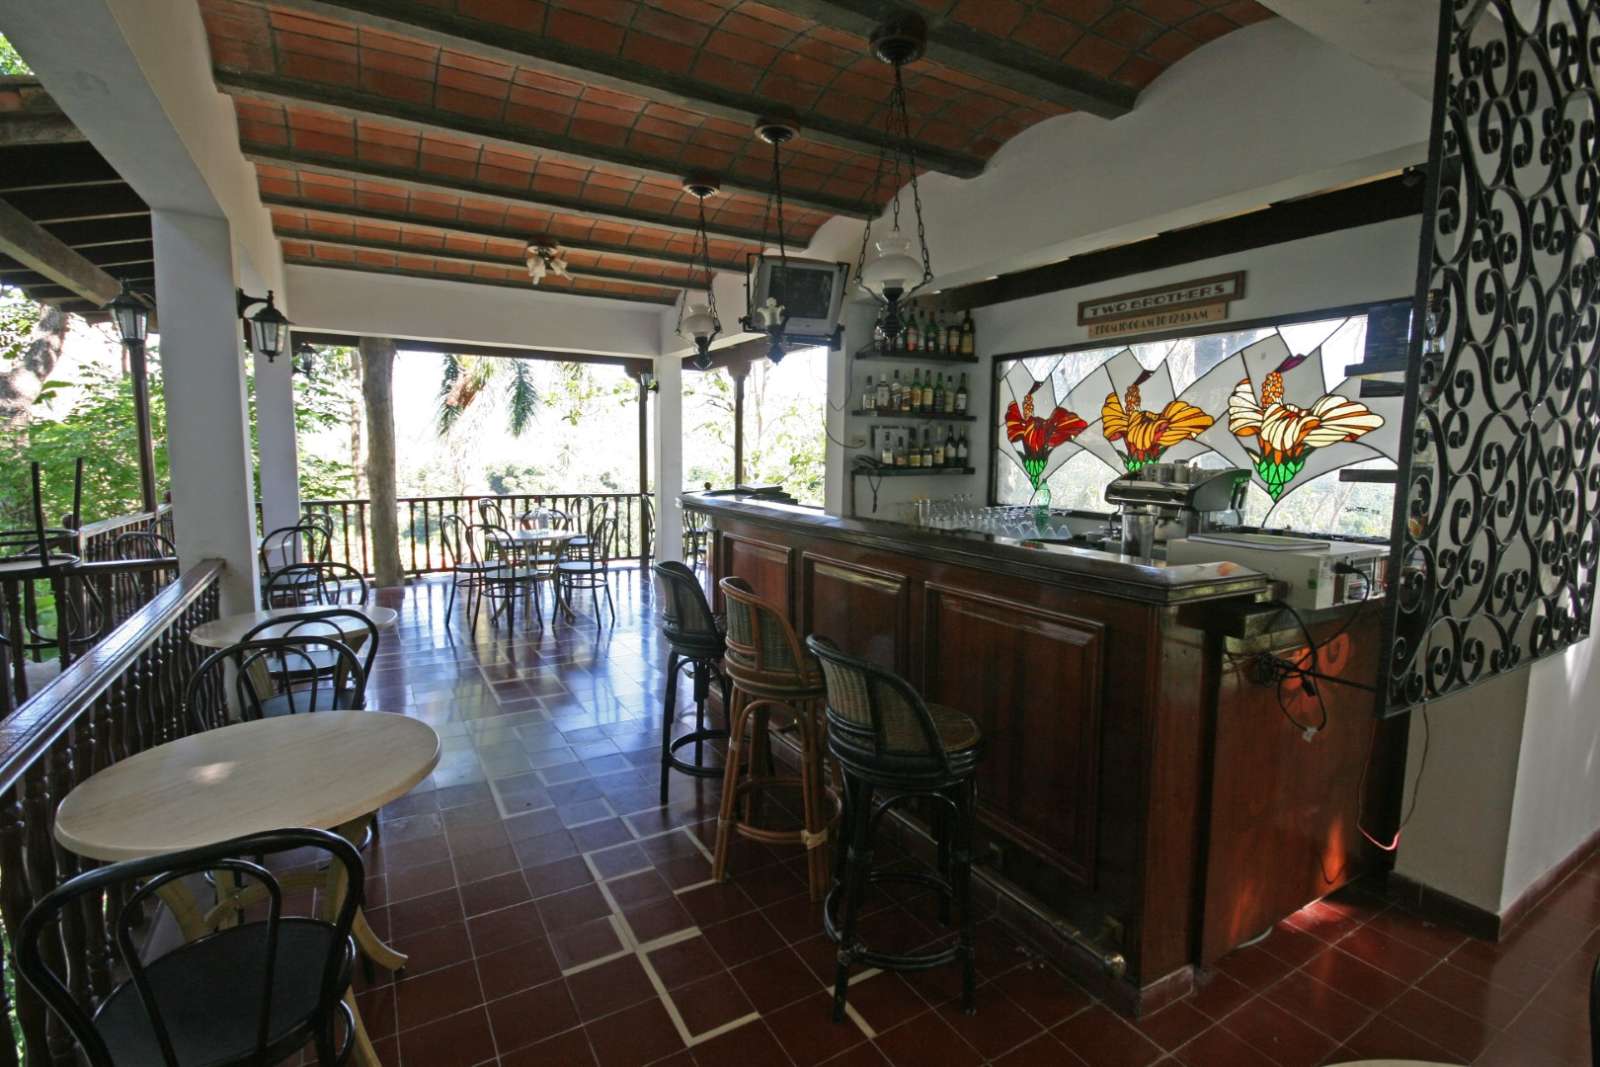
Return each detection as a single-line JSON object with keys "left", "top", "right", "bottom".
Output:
{"left": 0, "top": 358, "right": 169, "bottom": 528}
{"left": 436, "top": 354, "right": 538, "bottom": 437}
{"left": 0, "top": 34, "right": 30, "bottom": 75}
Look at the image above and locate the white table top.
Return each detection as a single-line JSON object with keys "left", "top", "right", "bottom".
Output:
{"left": 190, "top": 603, "right": 399, "bottom": 649}
{"left": 498, "top": 528, "right": 578, "bottom": 543}
{"left": 54, "top": 711, "right": 440, "bottom": 862}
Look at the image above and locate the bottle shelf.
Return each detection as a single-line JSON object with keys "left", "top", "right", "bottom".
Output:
{"left": 854, "top": 346, "right": 979, "bottom": 364}
{"left": 851, "top": 465, "right": 976, "bottom": 477}
{"left": 851, "top": 409, "right": 975, "bottom": 422}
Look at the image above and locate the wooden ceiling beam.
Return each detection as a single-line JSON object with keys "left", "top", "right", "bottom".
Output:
{"left": 261, "top": 0, "right": 986, "bottom": 178}
{"left": 0, "top": 143, "right": 123, "bottom": 193}
{"left": 217, "top": 71, "right": 872, "bottom": 220}
{"left": 0, "top": 239, "right": 153, "bottom": 272}
{"left": 293, "top": 329, "right": 646, "bottom": 368}
{"left": 246, "top": 148, "right": 788, "bottom": 245}
{"left": 281, "top": 255, "right": 679, "bottom": 305}
{"left": 1, "top": 183, "right": 146, "bottom": 225}
{"left": 0, "top": 197, "right": 123, "bottom": 305}
{"left": 261, "top": 194, "right": 747, "bottom": 273}
{"left": 38, "top": 214, "right": 152, "bottom": 248}
{"left": 760, "top": 0, "right": 1137, "bottom": 118}
{"left": 0, "top": 262, "right": 155, "bottom": 288}
{"left": 279, "top": 231, "right": 703, "bottom": 289}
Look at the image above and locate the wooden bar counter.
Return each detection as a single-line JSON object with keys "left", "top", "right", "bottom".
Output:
{"left": 690, "top": 492, "right": 1400, "bottom": 1015}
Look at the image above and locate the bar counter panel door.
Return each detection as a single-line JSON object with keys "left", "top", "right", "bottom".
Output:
{"left": 718, "top": 533, "right": 794, "bottom": 614}
{"left": 800, "top": 555, "right": 912, "bottom": 675}
{"left": 923, "top": 583, "right": 1105, "bottom": 888}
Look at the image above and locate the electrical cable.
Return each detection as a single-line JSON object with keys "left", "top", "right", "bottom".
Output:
{"left": 1355, "top": 706, "right": 1430, "bottom": 851}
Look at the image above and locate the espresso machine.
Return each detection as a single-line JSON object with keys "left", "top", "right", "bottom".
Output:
{"left": 1103, "top": 463, "right": 1249, "bottom": 557}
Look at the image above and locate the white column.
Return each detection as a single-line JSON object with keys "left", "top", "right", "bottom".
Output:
{"left": 152, "top": 209, "right": 261, "bottom": 612}
{"left": 254, "top": 346, "right": 300, "bottom": 533}
{"left": 826, "top": 301, "right": 876, "bottom": 516}
{"left": 653, "top": 353, "right": 684, "bottom": 563}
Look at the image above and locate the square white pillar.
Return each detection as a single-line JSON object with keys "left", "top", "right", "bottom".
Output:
{"left": 152, "top": 209, "right": 261, "bottom": 611}
{"left": 653, "top": 353, "right": 684, "bottom": 563}
{"left": 254, "top": 346, "right": 301, "bottom": 534}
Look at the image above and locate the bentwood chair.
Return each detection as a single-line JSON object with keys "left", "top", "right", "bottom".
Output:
{"left": 245, "top": 607, "right": 379, "bottom": 696}
{"left": 683, "top": 508, "right": 711, "bottom": 573}
{"left": 113, "top": 529, "right": 177, "bottom": 560}
{"left": 263, "top": 562, "right": 368, "bottom": 608}
{"left": 715, "top": 577, "right": 839, "bottom": 900}
{"left": 653, "top": 561, "right": 730, "bottom": 805}
{"left": 806, "top": 634, "right": 985, "bottom": 1020}
{"left": 185, "top": 632, "right": 368, "bottom": 732}
{"left": 17, "top": 827, "right": 364, "bottom": 1067}
{"left": 477, "top": 498, "right": 510, "bottom": 529}
{"left": 476, "top": 522, "right": 553, "bottom": 630}
{"left": 557, "top": 515, "right": 618, "bottom": 623}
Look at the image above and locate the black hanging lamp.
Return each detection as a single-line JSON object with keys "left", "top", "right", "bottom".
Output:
{"left": 741, "top": 120, "right": 799, "bottom": 364}
{"left": 854, "top": 15, "right": 936, "bottom": 350}
{"left": 677, "top": 175, "right": 723, "bottom": 371}
{"left": 105, "top": 284, "right": 150, "bottom": 344}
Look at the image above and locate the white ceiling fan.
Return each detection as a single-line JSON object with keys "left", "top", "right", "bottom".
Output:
{"left": 525, "top": 242, "right": 570, "bottom": 284}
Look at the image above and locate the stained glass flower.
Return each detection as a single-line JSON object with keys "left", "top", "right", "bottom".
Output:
{"left": 1100, "top": 369, "right": 1215, "bottom": 472}
{"left": 1005, "top": 381, "right": 1088, "bottom": 497}
{"left": 1227, "top": 354, "right": 1386, "bottom": 499}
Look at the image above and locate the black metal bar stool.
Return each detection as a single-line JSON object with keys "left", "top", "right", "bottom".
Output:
{"left": 653, "top": 561, "right": 731, "bottom": 805}
{"left": 713, "top": 577, "right": 840, "bottom": 901}
{"left": 806, "top": 634, "right": 986, "bottom": 1020}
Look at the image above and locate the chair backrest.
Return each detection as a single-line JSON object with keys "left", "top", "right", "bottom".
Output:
{"left": 251, "top": 607, "right": 379, "bottom": 682}
{"left": 263, "top": 561, "right": 368, "bottom": 607}
{"left": 474, "top": 522, "right": 514, "bottom": 565}
{"left": 184, "top": 633, "right": 367, "bottom": 732}
{"left": 17, "top": 827, "right": 362, "bottom": 1067}
{"left": 440, "top": 513, "right": 477, "bottom": 568}
{"left": 653, "top": 561, "right": 720, "bottom": 647}
{"left": 568, "top": 514, "right": 618, "bottom": 565}
{"left": 806, "top": 634, "right": 953, "bottom": 777}
{"left": 113, "top": 529, "right": 177, "bottom": 561}
{"left": 719, "top": 577, "right": 813, "bottom": 682}
{"left": 259, "top": 522, "right": 330, "bottom": 575}
{"left": 477, "top": 499, "right": 508, "bottom": 527}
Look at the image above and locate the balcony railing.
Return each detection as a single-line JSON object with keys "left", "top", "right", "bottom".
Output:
{"left": 0, "top": 559, "right": 223, "bottom": 1065}
{"left": 278, "top": 493, "right": 653, "bottom": 577}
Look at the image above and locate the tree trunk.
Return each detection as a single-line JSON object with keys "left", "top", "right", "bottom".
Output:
{"left": 349, "top": 347, "right": 366, "bottom": 498}
{"left": 359, "top": 337, "right": 402, "bottom": 589}
{"left": 0, "top": 305, "right": 68, "bottom": 432}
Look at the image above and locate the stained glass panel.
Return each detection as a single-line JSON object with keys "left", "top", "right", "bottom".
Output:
{"left": 992, "top": 313, "right": 1403, "bottom": 538}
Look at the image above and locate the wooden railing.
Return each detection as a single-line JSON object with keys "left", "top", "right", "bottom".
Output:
{"left": 280, "top": 493, "right": 652, "bottom": 577}
{"left": 75, "top": 504, "right": 173, "bottom": 563}
{"left": 0, "top": 560, "right": 223, "bottom": 1065}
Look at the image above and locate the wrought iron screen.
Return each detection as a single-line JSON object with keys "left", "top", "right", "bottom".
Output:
{"left": 1383, "top": 0, "right": 1600, "bottom": 715}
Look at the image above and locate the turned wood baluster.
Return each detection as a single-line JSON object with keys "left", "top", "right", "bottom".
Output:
{"left": 18, "top": 764, "right": 71, "bottom": 1064}
{"left": 71, "top": 710, "right": 112, "bottom": 999}
{"left": 45, "top": 740, "right": 89, "bottom": 1066}
{"left": 0, "top": 787, "right": 44, "bottom": 1065}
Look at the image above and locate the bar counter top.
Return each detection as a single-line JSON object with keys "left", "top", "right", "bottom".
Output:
{"left": 683, "top": 491, "right": 1272, "bottom": 606}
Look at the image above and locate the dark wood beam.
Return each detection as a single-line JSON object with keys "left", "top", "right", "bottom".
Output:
{"left": 1, "top": 183, "right": 146, "bottom": 225}
{"left": 293, "top": 330, "right": 646, "bottom": 368}
{"left": 263, "top": 0, "right": 985, "bottom": 179}
{"left": 0, "top": 144, "right": 123, "bottom": 193}
{"left": 282, "top": 256, "right": 679, "bottom": 305}
{"left": 279, "top": 231, "right": 701, "bottom": 289}
{"left": 39, "top": 214, "right": 152, "bottom": 248}
{"left": 217, "top": 71, "right": 872, "bottom": 220}
{"left": 0, "top": 197, "right": 122, "bottom": 305}
{"left": 0, "top": 239, "right": 153, "bottom": 272}
{"left": 946, "top": 173, "right": 1426, "bottom": 311}
{"left": 261, "top": 194, "right": 747, "bottom": 273}
{"left": 0, "top": 262, "right": 155, "bottom": 288}
{"left": 760, "top": 0, "right": 1137, "bottom": 118}
{"left": 25, "top": 276, "right": 153, "bottom": 301}
{"left": 247, "top": 148, "right": 787, "bottom": 246}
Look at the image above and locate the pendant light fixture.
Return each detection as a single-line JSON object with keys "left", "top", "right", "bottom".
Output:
{"left": 741, "top": 120, "right": 798, "bottom": 364}
{"left": 854, "top": 14, "right": 936, "bottom": 350}
{"left": 677, "top": 175, "right": 722, "bottom": 371}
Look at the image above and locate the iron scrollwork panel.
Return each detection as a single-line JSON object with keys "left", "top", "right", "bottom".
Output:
{"left": 1385, "top": 0, "right": 1600, "bottom": 714}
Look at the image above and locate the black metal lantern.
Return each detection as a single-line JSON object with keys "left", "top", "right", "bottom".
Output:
{"left": 741, "top": 120, "right": 798, "bottom": 364}
{"left": 104, "top": 285, "right": 150, "bottom": 344}
{"left": 677, "top": 175, "right": 722, "bottom": 371}
{"left": 853, "top": 15, "right": 936, "bottom": 349}
{"left": 236, "top": 288, "right": 290, "bottom": 361}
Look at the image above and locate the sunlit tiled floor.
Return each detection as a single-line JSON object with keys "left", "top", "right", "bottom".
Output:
{"left": 349, "top": 570, "right": 1597, "bottom": 1066}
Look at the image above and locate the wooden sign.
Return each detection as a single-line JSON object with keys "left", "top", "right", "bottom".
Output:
{"left": 1079, "top": 271, "right": 1245, "bottom": 338}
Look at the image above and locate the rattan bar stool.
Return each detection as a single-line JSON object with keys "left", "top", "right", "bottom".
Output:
{"left": 714, "top": 577, "right": 841, "bottom": 902}
{"left": 653, "top": 562, "right": 731, "bottom": 806}
{"left": 806, "top": 634, "right": 985, "bottom": 1020}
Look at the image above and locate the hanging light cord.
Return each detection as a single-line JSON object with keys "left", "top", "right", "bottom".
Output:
{"left": 853, "top": 56, "right": 935, "bottom": 293}
{"left": 697, "top": 195, "right": 720, "bottom": 331}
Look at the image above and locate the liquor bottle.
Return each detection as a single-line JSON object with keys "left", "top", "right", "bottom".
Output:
{"left": 941, "top": 312, "right": 956, "bottom": 355}
{"left": 932, "top": 373, "right": 944, "bottom": 415}
{"left": 919, "top": 369, "right": 930, "bottom": 412}
{"left": 908, "top": 431, "right": 921, "bottom": 468}
{"left": 955, "top": 373, "right": 969, "bottom": 415}
{"left": 919, "top": 308, "right": 933, "bottom": 353}
{"left": 895, "top": 432, "right": 908, "bottom": 467}
{"left": 876, "top": 374, "right": 890, "bottom": 411}
{"left": 960, "top": 309, "right": 975, "bottom": 356}
{"left": 873, "top": 309, "right": 887, "bottom": 355}
{"left": 932, "top": 430, "right": 945, "bottom": 467}
{"left": 879, "top": 431, "right": 893, "bottom": 467}
{"left": 918, "top": 429, "right": 930, "bottom": 468}
{"left": 944, "top": 374, "right": 956, "bottom": 414}
{"left": 863, "top": 375, "right": 875, "bottom": 412}
{"left": 890, "top": 370, "right": 903, "bottom": 411}
{"left": 911, "top": 368, "right": 923, "bottom": 412}
{"left": 944, "top": 428, "right": 957, "bottom": 467}
{"left": 905, "top": 309, "right": 920, "bottom": 353}
{"left": 957, "top": 431, "right": 969, "bottom": 466}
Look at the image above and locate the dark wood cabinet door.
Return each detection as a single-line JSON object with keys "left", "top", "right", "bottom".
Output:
{"left": 799, "top": 554, "right": 911, "bottom": 674}
{"left": 923, "top": 583, "right": 1105, "bottom": 888}
{"left": 720, "top": 533, "right": 794, "bottom": 614}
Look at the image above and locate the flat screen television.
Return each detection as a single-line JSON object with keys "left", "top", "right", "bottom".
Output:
{"left": 748, "top": 255, "right": 849, "bottom": 343}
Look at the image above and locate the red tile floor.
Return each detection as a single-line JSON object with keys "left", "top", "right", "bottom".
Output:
{"left": 350, "top": 570, "right": 1597, "bottom": 1066}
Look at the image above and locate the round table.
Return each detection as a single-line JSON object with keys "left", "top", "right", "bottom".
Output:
{"left": 190, "top": 603, "right": 398, "bottom": 649}
{"left": 497, "top": 527, "right": 578, "bottom": 550}
{"left": 55, "top": 710, "right": 438, "bottom": 862}
{"left": 54, "top": 710, "right": 438, "bottom": 1067}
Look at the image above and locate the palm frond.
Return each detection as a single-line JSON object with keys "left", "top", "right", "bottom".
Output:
{"left": 507, "top": 359, "right": 539, "bottom": 436}
{"left": 436, "top": 355, "right": 493, "bottom": 436}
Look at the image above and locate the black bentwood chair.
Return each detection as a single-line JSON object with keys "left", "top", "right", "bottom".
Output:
{"left": 17, "top": 827, "right": 364, "bottom": 1067}
{"left": 185, "top": 632, "right": 369, "bottom": 733}
{"left": 806, "top": 634, "right": 986, "bottom": 1020}
{"left": 653, "top": 561, "right": 731, "bottom": 806}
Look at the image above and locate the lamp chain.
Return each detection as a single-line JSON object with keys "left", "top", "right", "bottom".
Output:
{"left": 697, "top": 195, "right": 720, "bottom": 329}
{"left": 892, "top": 61, "right": 934, "bottom": 285}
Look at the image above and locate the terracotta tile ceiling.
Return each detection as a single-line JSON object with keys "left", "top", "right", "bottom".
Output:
{"left": 199, "top": 0, "right": 1272, "bottom": 306}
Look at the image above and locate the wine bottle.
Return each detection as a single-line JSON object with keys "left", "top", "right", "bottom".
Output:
{"left": 907, "top": 308, "right": 921, "bottom": 353}
{"left": 908, "top": 430, "right": 921, "bottom": 468}
{"left": 879, "top": 431, "right": 893, "bottom": 467}
{"left": 955, "top": 373, "right": 969, "bottom": 415}
{"left": 944, "top": 428, "right": 956, "bottom": 467}
{"left": 943, "top": 312, "right": 958, "bottom": 355}
{"left": 932, "top": 430, "right": 945, "bottom": 467}
{"left": 895, "top": 432, "right": 908, "bottom": 467}
{"left": 957, "top": 431, "right": 969, "bottom": 465}
{"left": 961, "top": 309, "right": 976, "bottom": 356}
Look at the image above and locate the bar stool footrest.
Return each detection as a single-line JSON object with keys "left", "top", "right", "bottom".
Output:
{"left": 665, "top": 728, "right": 729, "bottom": 780}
